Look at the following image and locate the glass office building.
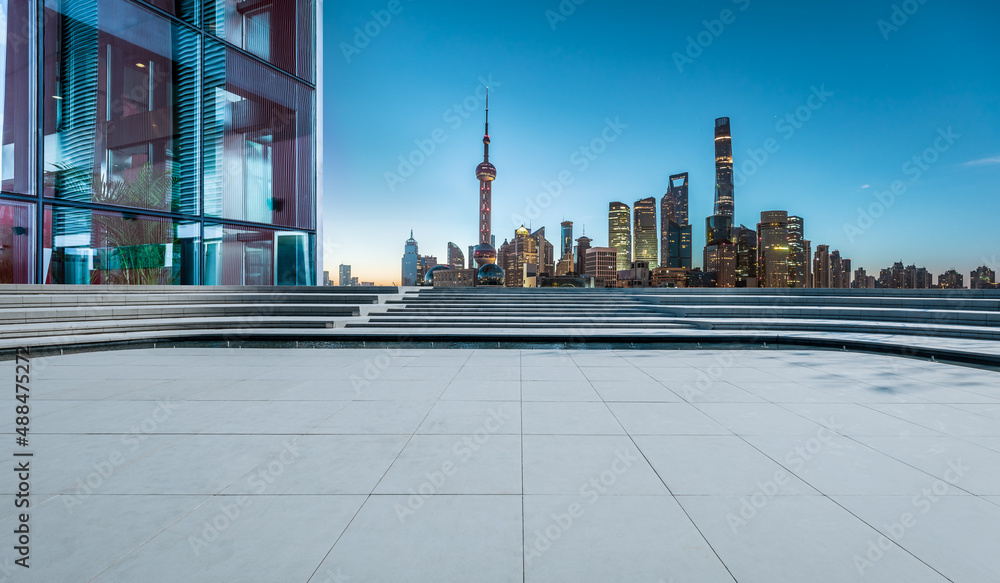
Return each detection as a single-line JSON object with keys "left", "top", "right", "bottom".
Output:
{"left": 0, "top": 0, "right": 320, "bottom": 285}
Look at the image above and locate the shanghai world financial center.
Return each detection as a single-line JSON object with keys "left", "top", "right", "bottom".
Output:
{"left": 0, "top": 0, "right": 319, "bottom": 285}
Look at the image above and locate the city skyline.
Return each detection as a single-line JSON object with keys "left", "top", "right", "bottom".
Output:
{"left": 326, "top": 0, "right": 998, "bottom": 285}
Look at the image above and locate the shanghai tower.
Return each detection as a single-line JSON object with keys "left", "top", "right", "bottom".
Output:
{"left": 706, "top": 117, "right": 735, "bottom": 245}
{"left": 704, "top": 117, "right": 736, "bottom": 287}
{"left": 714, "top": 117, "right": 734, "bottom": 217}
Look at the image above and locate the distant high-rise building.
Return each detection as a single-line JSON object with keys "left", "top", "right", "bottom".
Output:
{"left": 417, "top": 255, "right": 438, "bottom": 284}
{"left": 609, "top": 202, "right": 632, "bottom": 271}
{"left": 633, "top": 197, "right": 657, "bottom": 264}
{"left": 757, "top": 211, "right": 789, "bottom": 288}
{"left": 714, "top": 117, "right": 734, "bottom": 217}
{"left": 502, "top": 226, "right": 538, "bottom": 288}
{"left": 448, "top": 243, "right": 465, "bottom": 269}
{"left": 560, "top": 221, "right": 574, "bottom": 260}
{"left": 401, "top": 231, "right": 418, "bottom": 286}
{"left": 704, "top": 118, "right": 736, "bottom": 286}
{"left": 734, "top": 225, "right": 758, "bottom": 287}
{"left": 543, "top": 241, "right": 555, "bottom": 276}
{"left": 575, "top": 235, "right": 593, "bottom": 276}
{"left": 830, "top": 250, "right": 844, "bottom": 289}
{"left": 468, "top": 245, "right": 475, "bottom": 269}
{"left": 813, "top": 245, "right": 830, "bottom": 288}
{"left": 841, "top": 258, "right": 852, "bottom": 289}
{"left": 803, "top": 240, "right": 812, "bottom": 288}
{"left": 705, "top": 117, "right": 735, "bottom": 252}
{"left": 323, "top": 271, "right": 330, "bottom": 286}
{"left": 339, "top": 264, "right": 352, "bottom": 287}
{"left": 853, "top": 267, "right": 865, "bottom": 288}
{"left": 787, "top": 216, "right": 808, "bottom": 288}
{"left": 661, "top": 173, "right": 692, "bottom": 269}
{"left": 663, "top": 173, "right": 690, "bottom": 225}
{"left": 703, "top": 242, "right": 736, "bottom": 287}
{"left": 530, "top": 228, "right": 555, "bottom": 276}
{"left": 938, "top": 269, "right": 964, "bottom": 289}
{"left": 585, "top": 247, "right": 618, "bottom": 287}
{"left": 971, "top": 265, "right": 997, "bottom": 289}
{"left": 350, "top": 277, "right": 359, "bottom": 286}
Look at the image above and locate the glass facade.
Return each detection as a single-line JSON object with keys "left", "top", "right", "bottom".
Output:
{"left": 0, "top": 0, "right": 318, "bottom": 285}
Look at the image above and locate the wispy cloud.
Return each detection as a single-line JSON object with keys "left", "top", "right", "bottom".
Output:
{"left": 964, "top": 156, "right": 1000, "bottom": 167}
{"left": 859, "top": 184, "right": 870, "bottom": 189}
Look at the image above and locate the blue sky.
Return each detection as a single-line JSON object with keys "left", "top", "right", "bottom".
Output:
{"left": 324, "top": 0, "right": 999, "bottom": 285}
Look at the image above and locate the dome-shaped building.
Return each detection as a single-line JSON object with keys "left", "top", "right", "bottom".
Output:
{"left": 477, "top": 263, "right": 504, "bottom": 286}
{"left": 423, "top": 265, "right": 452, "bottom": 286}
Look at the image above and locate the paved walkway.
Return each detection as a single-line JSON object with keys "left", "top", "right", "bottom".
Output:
{"left": 3, "top": 347, "right": 1000, "bottom": 582}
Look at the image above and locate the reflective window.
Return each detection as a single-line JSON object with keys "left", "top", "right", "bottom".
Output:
{"left": 205, "top": 0, "right": 314, "bottom": 82}
{"left": 43, "top": 205, "right": 199, "bottom": 284}
{"left": 137, "top": 0, "right": 199, "bottom": 24}
{"left": 203, "top": 223, "right": 313, "bottom": 285}
{"left": 43, "top": 0, "right": 200, "bottom": 215}
{"left": 2, "top": 0, "right": 35, "bottom": 194}
{"left": 0, "top": 199, "right": 34, "bottom": 283}
{"left": 203, "top": 41, "right": 315, "bottom": 230}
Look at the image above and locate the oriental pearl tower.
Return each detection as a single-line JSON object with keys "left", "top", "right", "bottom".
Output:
{"left": 473, "top": 90, "right": 504, "bottom": 285}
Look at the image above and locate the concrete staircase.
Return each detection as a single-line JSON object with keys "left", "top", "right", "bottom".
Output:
{"left": 0, "top": 285, "right": 395, "bottom": 349}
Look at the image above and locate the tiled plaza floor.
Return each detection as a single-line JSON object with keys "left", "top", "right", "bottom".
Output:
{"left": 3, "top": 347, "right": 1000, "bottom": 582}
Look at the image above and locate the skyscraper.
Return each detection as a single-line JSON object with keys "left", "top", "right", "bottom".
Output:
{"left": 714, "top": 117, "right": 735, "bottom": 217}
{"left": 705, "top": 118, "right": 736, "bottom": 286}
{"left": 757, "top": 211, "right": 789, "bottom": 288}
{"left": 734, "top": 226, "right": 758, "bottom": 286}
{"left": 575, "top": 235, "right": 592, "bottom": 276}
{"left": 786, "top": 216, "right": 808, "bottom": 288}
{"left": 503, "top": 226, "right": 538, "bottom": 288}
{"left": 447, "top": 243, "right": 465, "bottom": 268}
{"left": 705, "top": 118, "right": 736, "bottom": 248}
{"left": 633, "top": 197, "right": 657, "bottom": 264}
{"left": 1, "top": 0, "right": 320, "bottom": 286}
{"left": 561, "top": 221, "right": 574, "bottom": 261}
{"left": 401, "top": 231, "right": 418, "bottom": 286}
{"left": 530, "top": 228, "right": 555, "bottom": 276}
{"left": 608, "top": 202, "right": 632, "bottom": 271}
{"left": 813, "top": 245, "right": 831, "bottom": 288}
{"left": 661, "top": 173, "right": 691, "bottom": 268}
{"left": 831, "top": 250, "right": 844, "bottom": 289}
{"left": 339, "top": 265, "right": 352, "bottom": 287}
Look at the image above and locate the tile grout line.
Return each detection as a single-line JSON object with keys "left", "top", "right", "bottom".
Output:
{"left": 594, "top": 353, "right": 741, "bottom": 583}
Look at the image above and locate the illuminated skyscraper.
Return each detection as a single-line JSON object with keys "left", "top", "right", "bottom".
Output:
{"left": 757, "top": 211, "right": 789, "bottom": 288}
{"left": 706, "top": 117, "right": 735, "bottom": 245}
{"left": 714, "top": 117, "right": 735, "bottom": 217}
{"left": 734, "top": 226, "right": 758, "bottom": 286}
{"left": 633, "top": 197, "right": 657, "bottom": 264}
{"left": 704, "top": 117, "right": 736, "bottom": 286}
{"left": 661, "top": 173, "right": 692, "bottom": 269}
{"left": 502, "top": 225, "right": 537, "bottom": 288}
{"left": 609, "top": 202, "right": 632, "bottom": 271}
{"left": 787, "top": 216, "right": 808, "bottom": 288}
